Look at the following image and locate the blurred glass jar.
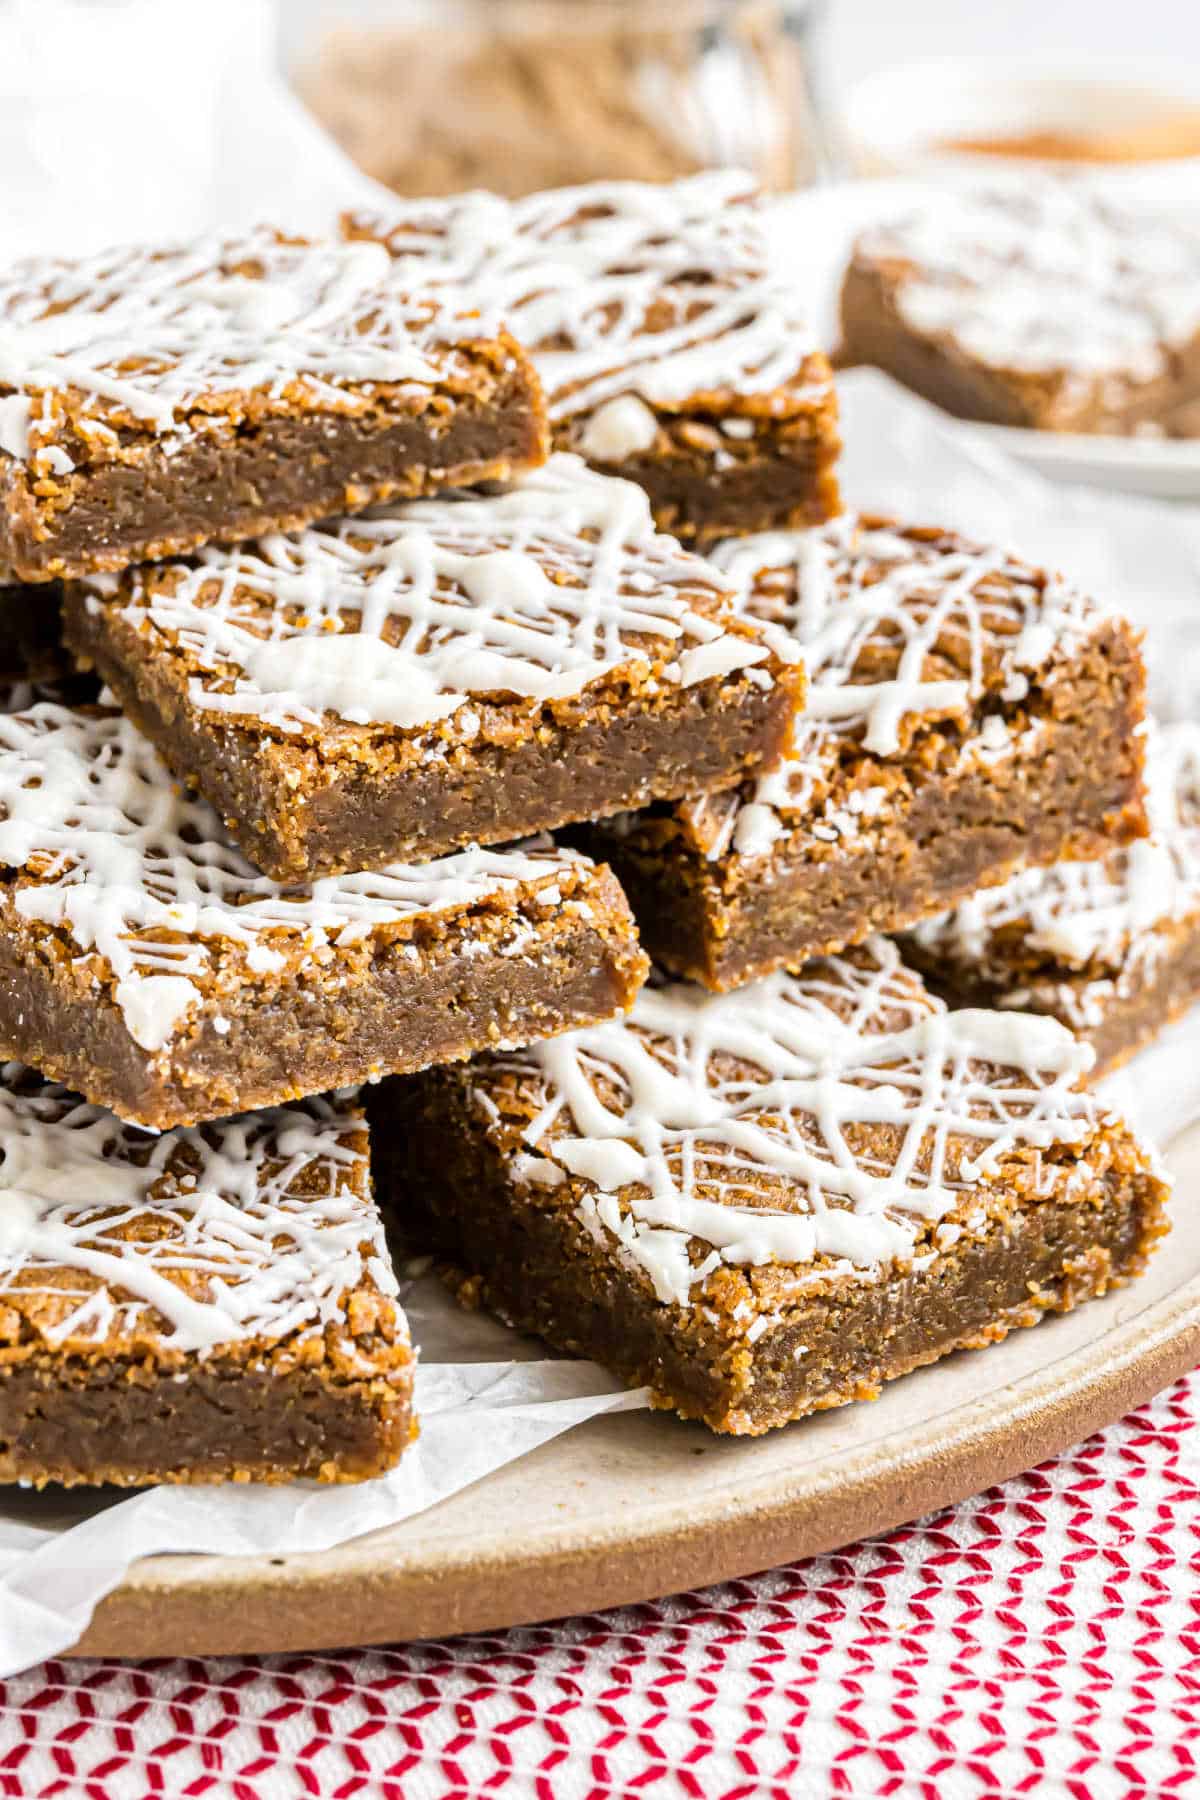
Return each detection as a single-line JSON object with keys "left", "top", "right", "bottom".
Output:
{"left": 289, "top": 0, "right": 827, "bottom": 199}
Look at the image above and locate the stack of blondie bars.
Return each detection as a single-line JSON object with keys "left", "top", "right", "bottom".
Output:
{"left": 0, "top": 173, "right": 1175, "bottom": 1482}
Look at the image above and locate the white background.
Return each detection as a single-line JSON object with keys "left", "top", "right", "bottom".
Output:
{"left": 825, "top": 0, "right": 1200, "bottom": 90}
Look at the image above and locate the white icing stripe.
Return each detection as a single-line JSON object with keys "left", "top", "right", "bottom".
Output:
{"left": 0, "top": 395, "right": 32, "bottom": 459}
{"left": 87, "top": 455, "right": 770, "bottom": 736}
{"left": 0, "top": 229, "right": 493, "bottom": 458}
{"left": 855, "top": 177, "right": 1200, "bottom": 384}
{"left": 913, "top": 720, "right": 1200, "bottom": 975}
{"left": 346, "top": 172, "right": 828, "bottom": 424}
{"left": 685, "top": 514, "right": 1102, "bottom": 862}
{"left": 578, "top": 395, "right": 660, "bottom": 460}
{"left": 483, "top": 939, "right": 1098, "bottom": 1309}
{"left": 0, "top": 1074, "right": 401, "bottom": 1357}
{"left": 0, "top": 702, "right": 592, "bottom": 1056}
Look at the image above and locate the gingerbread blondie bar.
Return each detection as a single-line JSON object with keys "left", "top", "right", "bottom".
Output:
{"left": 0, "top": 1076, "right": 412, "bottom": 1486}
{"left": 583, "top": 514, "right": 1148, "bottom": 988}
{"left": 839, "top": 179, "right": 1200, "bottom": 435}
{"left": 344, "top": 172, "right": 841, "bottom": 543}
{"left": 0, "top": 227, "right": 547, "bottom": 584}
{"left": 906, "top": 722, "right": 1200, "bottom": 1078}
{"left": 374, "top": 938, "right": 1167, "bottom": 1434}
{"left": 65, "top": 456, "right": 804, "bottom": 882}
{"left": 0, "top": 702, "right": 648, "bottom": 1129}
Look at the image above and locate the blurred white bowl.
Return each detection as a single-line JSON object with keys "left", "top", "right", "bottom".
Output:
{"left": 843, "top": 56, "right": 1200, "bottom": 205}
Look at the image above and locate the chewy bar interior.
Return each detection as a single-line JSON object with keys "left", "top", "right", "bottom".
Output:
{"left": 839, "top": 178, "right": 1200, "bottom": 436}
{"left": 0, "top": 703, "right": 648, "bottom": 1129}
{"left": 344, "top": 171, "right": 842, "bottom": 542}
{"left": 583, "top": 514, "right": 1149, "bottom": 990}
{"left": 374, "top": 937, "right": 1168, "bottom": 1435}
{"left": 65, "top": 455, "right": 805, "bottom": 882}
{"left": 0, "top": 1075, "right": 413, "bottom": 1487}
{"left": 906, "top": 722, "right": 1200, "bottom": 1079}
{"left": 0, "top": 227, "right": 548, "bottom": 584}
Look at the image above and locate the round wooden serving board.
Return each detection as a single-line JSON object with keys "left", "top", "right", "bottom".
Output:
{"left": 71, "top": 1123, "right": 1200, "bottom": 1660}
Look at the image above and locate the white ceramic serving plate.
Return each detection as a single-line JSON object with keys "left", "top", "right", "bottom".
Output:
{"left": 968, "top": 423, "right": 1200, "bottom": 499}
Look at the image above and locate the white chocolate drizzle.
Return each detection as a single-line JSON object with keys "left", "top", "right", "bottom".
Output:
{"left": 0, "top": 702, "right": 596, "bottom": 1058}
{"left": 911, "top": 721, "right": 1200, "bottom": 986}
{"left": 0, "top": 1074, "right": 401, "bottom": 1358}
{"left": 345, "top": 172, "right": 829, "bottom": 426}
{"left": 674, "top": 514, "right": 1102, "bottom": 862}
{"left": 85, "top": 455, "right": 774, "bottom": 736}
{"left": 0, "top": 228, "right": 495, "bottom": 460}
{"left": 854, "top": 178, "right": 1200, "bottom": 387}
{"left": 477, "top": 939, "right": 1099, "bottom": 1310}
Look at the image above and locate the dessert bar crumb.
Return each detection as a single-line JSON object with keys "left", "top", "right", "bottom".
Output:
{"left": 0, "top": 1077, "right": 412, "bottom": 1487}
{"left": 65, "top": 455, "right": 804, "bottom": 881}
{"left": 0, "top": 701, "right": 648, "bottom": 1128}
{"left": 345, "top": 173, "right": 841, "bottom": 542}
{"left": 373, "top": 938, "right": 1167, "bottom": 1434}
{"left": 839, "top": 179, "right": 1200, "bottom": 435}
{"left": 906, "top": 721, "right": 1200, "bottom": 1078}
{"left": 0, "top": 227, "right": 547, "bottom": 583}
{"left": 582, "top": 513, "right": 1148, "bottom": 988}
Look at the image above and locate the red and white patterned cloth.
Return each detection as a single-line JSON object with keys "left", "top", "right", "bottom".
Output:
{"left": 1, "top": 1368, "right": 1196, "bottom": 1800}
